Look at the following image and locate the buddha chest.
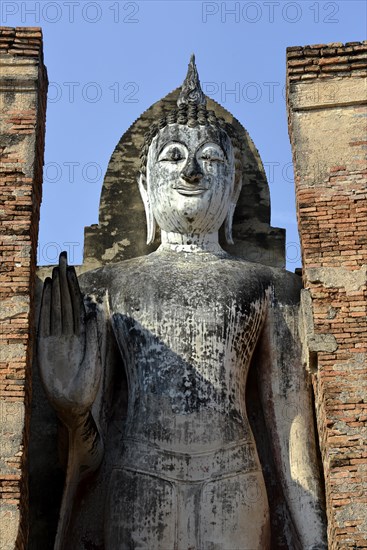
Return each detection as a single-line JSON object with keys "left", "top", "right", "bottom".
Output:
{"left": 106, "top": 253, "right": 271, "bottom": 446}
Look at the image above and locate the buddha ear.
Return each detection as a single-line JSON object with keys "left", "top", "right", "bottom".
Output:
{"left": 224, "top": 173, "right": 242, "bottom": 245}
{"left": 138, "top": 173, "right": 156, "bottom": 245}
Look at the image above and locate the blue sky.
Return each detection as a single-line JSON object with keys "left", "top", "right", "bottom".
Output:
{"left": 2, "top": 0, "right": 366, "bottom": 268}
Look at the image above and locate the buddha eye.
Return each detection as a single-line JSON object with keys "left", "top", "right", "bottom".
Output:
{"left": 159, "top": 146, "right": 185, "bottom": 162}
{"left": 200, "top": 147, "right": 225, "bottom": 163}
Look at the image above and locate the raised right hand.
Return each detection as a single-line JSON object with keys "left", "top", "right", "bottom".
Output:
{"left": 37, "top": 252, "right": 101, "bottom": 426}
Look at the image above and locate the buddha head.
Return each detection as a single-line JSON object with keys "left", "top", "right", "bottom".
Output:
{"left": 138, "top": 55, "right": 244, "bottom": 246}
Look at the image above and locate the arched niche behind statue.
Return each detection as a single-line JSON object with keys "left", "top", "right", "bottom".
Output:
{"left": 83, "top": 89, "right": 285, "bottom": 270}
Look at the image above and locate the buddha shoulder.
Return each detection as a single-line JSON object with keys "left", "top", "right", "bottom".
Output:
{"left": 77, "top": 254, "right": 292, "bottom": 304}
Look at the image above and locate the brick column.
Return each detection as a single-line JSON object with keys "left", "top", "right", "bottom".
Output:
{"left": 287, "top": 41, "right": 367, "bottom": 548}
{"left": 0, "top": 27, "right": 47, "bottom": 548}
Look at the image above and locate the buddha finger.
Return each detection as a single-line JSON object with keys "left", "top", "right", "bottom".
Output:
{"left": 51, "top": 267, "right": 62, "bottom": 335}
{"left": 39, "top": 277, "right": 52, "bottom": 337}
{"left": 59, "top": 252, "right": 73, "bottom": 335}
{"left": 67, "top": 266, "right": 85, "bottom": 336}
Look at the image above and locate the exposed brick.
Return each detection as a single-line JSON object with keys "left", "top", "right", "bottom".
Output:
{"left": 287, "top": 40, "right": 367, "bottom": 550}
{"left": 287, "top": 40, "right": 367, "bottom": 82}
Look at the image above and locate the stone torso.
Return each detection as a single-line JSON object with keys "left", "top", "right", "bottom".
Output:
{"left": 105, "top": 250, "right": 271, "bottom": 453}
{"left": 79, "top": 250, "right": 276, "bottom": 549}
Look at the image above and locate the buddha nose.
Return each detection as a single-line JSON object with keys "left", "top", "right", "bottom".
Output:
{"left": 181, "top": 156, "right": 203, "bottom": 184}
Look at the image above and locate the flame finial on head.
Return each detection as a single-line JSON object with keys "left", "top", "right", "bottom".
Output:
{"left": 177, "top": 54, "right": 206, "bottom": 107}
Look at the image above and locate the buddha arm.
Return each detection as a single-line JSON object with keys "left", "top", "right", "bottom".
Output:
{"left": 256, "top": 296, "right": 327, "bottom": 549}
{"left": 37, "top": 254, "right": 111, "bottom": 549}
{"left": 53, "top": 411, "right": 103, "bottom": 549}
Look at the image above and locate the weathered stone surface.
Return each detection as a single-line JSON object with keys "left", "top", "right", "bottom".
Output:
{"left": 0, "top": 296, "right": 30, "bottom": 321}
{"left": 307, "top": 265, "right": 367, "bottom": 292}
{"left": 0, "top": 506, "right": 21, "bottom": 549}
{"left": 308, "top": 335, "right": 338, "bottom": 353}
{"left": 299, "top": 289, "right": 338, "bottom": 368}
{"left": 289, "top": 77, "right": 367, "bottom": 110}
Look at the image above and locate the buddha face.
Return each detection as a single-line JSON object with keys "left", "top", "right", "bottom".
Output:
{"left": 143, "top": 124, "right": 236, "bottom": 236}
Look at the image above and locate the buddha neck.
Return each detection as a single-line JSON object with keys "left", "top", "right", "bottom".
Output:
{"left": 158, "top": 230, "right": 224, "bottom": 254}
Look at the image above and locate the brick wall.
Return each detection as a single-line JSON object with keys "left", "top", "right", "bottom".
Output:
{"left": 287, "top": 41, "right": 367, "bottom": 548}
{"left": 0, "top": 27, "right": 48, "bottom": 548}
